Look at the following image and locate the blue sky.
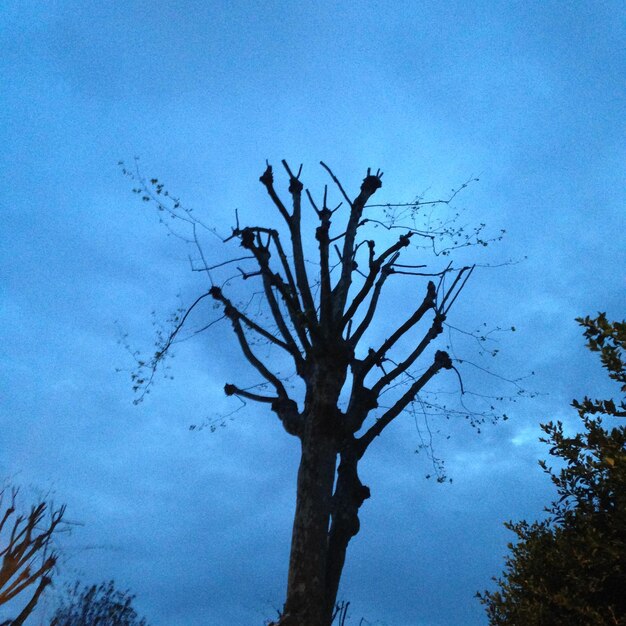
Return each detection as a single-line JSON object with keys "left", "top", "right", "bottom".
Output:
{"left": 1, "top": 1, "right": 625, "bottom": 624}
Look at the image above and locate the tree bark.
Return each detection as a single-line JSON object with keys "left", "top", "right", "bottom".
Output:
{"left": 281, "top": 434, "right": 337, "bottom": 625}
{"left": 324, "top": 446, "right": 369, "bottom": 623}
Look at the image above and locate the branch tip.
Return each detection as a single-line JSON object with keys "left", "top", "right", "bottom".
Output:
{"left": 435, "top": 350, "right": 453, "bottom": 370}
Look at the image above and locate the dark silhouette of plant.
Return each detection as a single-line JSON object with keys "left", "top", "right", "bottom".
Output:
{"left": 478, "top": 313, "right": 626, "bottom": 625}
{"left": 50, "top": 580, "right": 148, "bottom": 626}
{"left": 121, "top": 159, "right": 512, "bottom": 625}
{"left": 0, "top": 488, "right": 65, "bottom": 626}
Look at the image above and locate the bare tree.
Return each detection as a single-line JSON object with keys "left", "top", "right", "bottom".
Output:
{"left": 121, "top": 159, "right": 508, "bottom": 625}
{"left": 0, "top": 488, "right": 65, "bottom": 626}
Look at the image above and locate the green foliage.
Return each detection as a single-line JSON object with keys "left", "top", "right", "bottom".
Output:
{"left": 573, "top": 313, "right": 626, "bottom": 417}
{"left": 50, "top": 580, "right": 148, "bottom": 626}
{"left": 478, "top": 314, "right": 626, "bottom": 625}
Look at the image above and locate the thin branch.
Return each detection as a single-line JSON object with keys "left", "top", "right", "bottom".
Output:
{"left": 330, "top": 166, "right": 384, "bottom": 319}
{"left": 224, "top": 383, "right": 303, "bottom": 437}
{"left": 341, "top": 233, "right": 413, "bottom": 329}
{"left": 438, "top": 265, "right": 474, "bottom": 316}
{"left": 10, "top": 574, "right": 51, "bottom": 626}
{"left": 193, "top": 254, "right": 255, "bottom": 272}
{"left": 209, "top": 286, "right": 300, "bottom": 360}
{"left": 259, "top": 163, "right": 291, "bottom": 223}
{"left": 364, "top": 176, "right": 478, "bottom": 209}
{"left": 356, "top": 351, "right": 452, "bottom": 457}
{"left": 156, "top": 292, "right": 213, "bottom": 355}
{"left": 223, "top": 383, "right": 278, "bottom": 404}
{"left": 361, "top": 281, "right": 437, "bottom": 375}
{"left": 281, "top": 160, "right": 318, "bottom": 328}
{"left": 267, "top": 229, "right": 299, "bottom": 301}
{"left": 319, "top": 161, "right": 353, "bottom": 208}
{"left": 237, "top": 227, "right": 311, "bottom": 354}
{"left": 347, "top": 260, "right": 395, "bottom": 346}
{"left": 371, "top": 313, "right": 444, "bottom": 395}
{"left": 225, "top": 309, "right": 288, "bottom": 398}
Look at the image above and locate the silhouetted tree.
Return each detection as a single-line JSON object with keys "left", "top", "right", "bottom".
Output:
{"left": 50, "top": 580, "right": 148, "bottom": 626}
{"left": 0, "top": 488, "right": 65, "bottom": 626}
{"left": 478, "top": 314, "right": 626, "bottom": 625}
{"left": 122, "top": 159, "right": 508, "bottom": 625}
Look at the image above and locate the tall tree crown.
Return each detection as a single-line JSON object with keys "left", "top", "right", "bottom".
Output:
{"left": 120, "top": 159, "right": 506, "bottom": 453}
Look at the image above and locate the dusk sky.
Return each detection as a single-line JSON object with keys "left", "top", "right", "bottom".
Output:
{"left": 1, "top": 2, "right": 625, "bottom": 625}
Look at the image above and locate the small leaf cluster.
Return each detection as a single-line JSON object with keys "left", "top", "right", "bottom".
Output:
{"left": 574, "top": 313, "right": 626, "bottom": 417}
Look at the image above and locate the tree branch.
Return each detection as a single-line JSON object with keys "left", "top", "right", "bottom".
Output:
{"left": 341, "top": 232, "right": 413, "bottom": 330}
{"left": 218, "top": 300, "right": 289, "bottom": 398}
{"left": 356, "top": 351, "right": 453, "bottom": 457}
{"left": 371, "top": 312, "right": 444, "bottom": 395}
{"left": 0, "top": 493, "right": 64, "bottom": 620}
{"left": 10, "top": 575, "right": 51, "bottom": 626}
{"left": 327, "top": 166, "right": 384, "bottom": 320}
{"left": 347, "top": 258, "right": 396, "bottom": 346}
{"left": 209, "top": 286, "right": 303, "bottom": 365}
{"left": 223, "top": 383, "right": 277, "bottom": 403}
{"left": 313, "top": 194, "right": 333, "bottom": 329}
{"left": 281, "top": 161, "right": 318, "bottom": 329}
{"left": 223, "top": 384, "right": 303, "bottom": 437}
{"left": 438, "top": 265, "right": 475, "bottom": 316}
{"left": 267, "top": 229, "right": 299, "bottom": 308}
{"left": 364, "top": 281, "right": 437, "bottom": 375}
{"left": 259, "top": 163, "right": 291, "bottom": 223}
{"left": 319, "top": 161, "right": 353, "bottom": 208}
{"left": 237, "top": 227, "right": 312, "bottom": 354}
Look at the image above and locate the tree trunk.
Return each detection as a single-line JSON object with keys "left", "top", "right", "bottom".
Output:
{"left": 280, "top": 433, "right": 337, "bottom": 625}
{"left": 324, "top": 447, "right": 369, "bottom": 623}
